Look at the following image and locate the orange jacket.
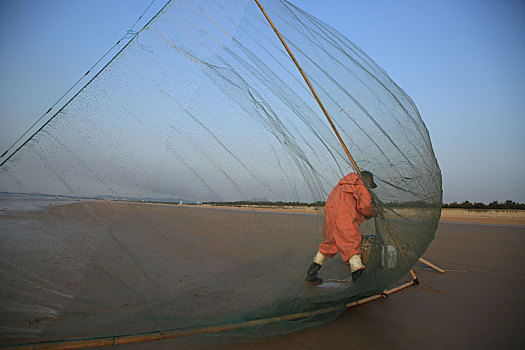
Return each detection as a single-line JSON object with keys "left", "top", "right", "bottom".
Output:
{"left": 326, "top": 172, "right": 374, "bottom": 219}
{"left": 319, "top": 173, "right": 374, "bottom": 261}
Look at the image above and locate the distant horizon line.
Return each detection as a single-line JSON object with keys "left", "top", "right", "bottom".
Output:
{"left": 1, "top": 191, "right": 523, "bottom": 209}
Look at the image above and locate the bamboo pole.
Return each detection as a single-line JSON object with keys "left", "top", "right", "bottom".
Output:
{"left": 2, "top": 306, "right": 344, "bottom": 350}
{"left": 2, "top": 4, "right": 438, "bottom": 350}
{"left": 252, "top": 0, "right": 412, "bottom": 266}
{"left": 253, "top": 0, "right": 360, "bottom": 175}
{"left": 409, "top": 269, "right": 419, "bottom": 285}
{"left": 3, "top": 3, "right": 431, "bottom": 349}
{"left": 378, "top": 206, "right": 410, "bottom": 265}
{"left": 418, "top": 257, "right": 446, "bottom": 274}
{"left": 4, "top": 279, "right": 420, "bottom": 350}
{"left": 383, "top": 280, "right": 415, "bottom": 295}
{"left": 346, "top": 294, "right": 383, "bottom": 308}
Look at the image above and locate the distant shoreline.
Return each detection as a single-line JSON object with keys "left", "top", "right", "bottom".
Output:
{"left": 2, "top": 195, "right": 524, "bottom": 226}
{"left": 440, "top": 208, "right": 525, "bottom": 226}
{"left": 129, "top": 201, "right": 525, "bottom": 226}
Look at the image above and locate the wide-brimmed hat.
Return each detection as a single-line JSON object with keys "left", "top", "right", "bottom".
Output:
{"left": 361, "top": 170, "right": 377, "bottom": 189}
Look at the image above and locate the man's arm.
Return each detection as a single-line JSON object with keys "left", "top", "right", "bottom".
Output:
{"left": 353, "top": 181, "right": 375, "bottom": 218}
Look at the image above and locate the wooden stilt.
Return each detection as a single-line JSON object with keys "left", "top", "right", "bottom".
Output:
{"left": 409, "top": 269, "right": 420, "bottom": 285}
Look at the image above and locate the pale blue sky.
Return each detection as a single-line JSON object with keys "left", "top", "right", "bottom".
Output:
{"left": 0, "top": 0, "right": 524, "bottom": 203}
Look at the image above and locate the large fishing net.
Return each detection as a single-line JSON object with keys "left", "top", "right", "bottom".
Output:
{"left": 0, "top": 0, "right": 441, "bottom": 347}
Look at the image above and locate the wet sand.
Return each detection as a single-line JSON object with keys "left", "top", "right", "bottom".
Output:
{"left": 141, "top": 203, "right": 525, "bottom": 226}
{"left": 207, "top": 222, "right": 524, "bottom": 350}
{"left": 0, "top": 201, "right": 333, "bottom": 345}
{"left": 116, "top": 216, "right": 524, "bottom": 349}
{"left": 1, "top": 201, "right": 523, "bottom": 349}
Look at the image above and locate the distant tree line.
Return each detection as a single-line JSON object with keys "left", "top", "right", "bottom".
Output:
{"left": 204, "top": 201, "right": 325, "bottom": 207}
{"left": 204, "top": 200, "right": 525, "bottom": 210}
{"left": 442, "top": 200, "right": 525, "bottom": 210}
{"left": 386, "top": 200, "right": 439, "bottom": 209}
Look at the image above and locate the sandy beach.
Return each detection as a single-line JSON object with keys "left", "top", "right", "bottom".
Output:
{"left": 118, "top": 218, "right": 524, "bottom": 350}
{"left": 135, "top": 202, "right": 525, "bottom": 226}
{"left": 440, "top": 208, "right": 525, "bottom": 226}
{"left": 206, "top": 221, "right": 524, "bottom": 350}
{"left": 1, "top": 200, "right": 523, "bottom": 349}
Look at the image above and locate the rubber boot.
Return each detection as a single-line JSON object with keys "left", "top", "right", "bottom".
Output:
{"left": 349, "top": 254, "right": 366, "bottom": 282}
{"left": 305, "top": 262, "right": 323, "bottom": 285}
{"left": 351, "top": 268, "right": 365, "bottom": 282}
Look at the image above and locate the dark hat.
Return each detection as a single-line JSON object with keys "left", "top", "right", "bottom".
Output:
{"left": 361, "top": 170, "right": 377, "bottom": 189}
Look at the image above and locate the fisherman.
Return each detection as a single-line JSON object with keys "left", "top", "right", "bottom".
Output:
{"left": 305, "top": 171, "right": 377, "bottom": 284}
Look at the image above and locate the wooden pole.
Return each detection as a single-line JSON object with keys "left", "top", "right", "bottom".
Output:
{"left": 379, "top": 207, "right": 410, "bottom": 265}
{"left": 1, "top": 3, "right": 438, "bottom": 350}
{"left": 4, "top": 279, "right": 420, "bottom": 350}
{"left": 383, "top": 280, "right": 415, "bottom": 295}
{"left": 409, "top": 269, "right": 419, "bottom": 285}
{"left": 253, "top": 0, "right": 361, "bottom": 175}
{"left": 418, "top": 257, "right": 446, "bottom": 274}
{"left": 252, "top": 0, "right": 414, "bottom": 267}
{"left": 346, "top": 294, "right": 383, "bottom": 308}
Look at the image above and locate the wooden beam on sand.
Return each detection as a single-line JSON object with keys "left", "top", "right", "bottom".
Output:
{"left": 383, "top": 280, "right": 416, "bottom": 295}
{"left": 4, "top": 280, "right": 417, "bottom": 350}
{"left": 418, "top": 257, "right": 446, "bottom": 274}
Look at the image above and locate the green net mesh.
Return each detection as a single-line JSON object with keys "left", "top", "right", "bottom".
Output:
{"left": 0, "top": 0, "right": 441, "bottom": 347}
